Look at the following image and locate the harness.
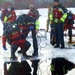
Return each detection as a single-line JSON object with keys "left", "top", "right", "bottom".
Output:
{"left": 53, "top": 7, "right": 64, "bottom": 20}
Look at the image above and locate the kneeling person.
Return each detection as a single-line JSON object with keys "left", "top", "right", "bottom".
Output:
{"left": 3, "top": 22, "right": 31, "bottom": 59}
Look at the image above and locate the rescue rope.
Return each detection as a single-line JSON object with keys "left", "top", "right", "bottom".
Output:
{"left": 36, "top": 31, "right": 50, "bottom": 54}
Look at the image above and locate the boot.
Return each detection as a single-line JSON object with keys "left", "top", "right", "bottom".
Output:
{"left": 68, "top": 37, "right": 72, "bottom": 43}
{"left": 32, "top": 49, "right": 38, "bottom": 56}
{"left": 10, "top": 54, "right": 17, "bottom": 60}
{"left": 50, "top": 35, "right": 56, "bottom": 46}
{"left": 32, "top": 52, "right": 38, "bottom": 56}
{"left": 10, "top": 51, "right": 17, "bottom": 60}
{"left": 22, "top": 48, "right": 31, "bottom": 58}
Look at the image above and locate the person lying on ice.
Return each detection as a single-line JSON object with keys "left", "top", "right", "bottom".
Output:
{"left": 49, "top": 0, "right": 67, "bottom": 48}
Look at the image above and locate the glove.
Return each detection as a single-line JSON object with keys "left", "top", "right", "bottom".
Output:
{"left": 29, "top": 26, "right": 34, "bottom": 30}
{"left": 68, "top": 15, "right": 72, "bottom": 19}
{"left": 3, "top": 46, "right": 7, "bottom": 50}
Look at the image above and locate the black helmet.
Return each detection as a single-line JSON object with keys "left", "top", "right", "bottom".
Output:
{"left": 54, "top": 0, "right": 60, "bottom": 3}
{"left": 5, "top": 8, "right": 8, "bottom": 12}
{"left": 11, "top": 7, "right": 15, "bottom": 10}
{"left": 29, "top": 4, "right": 35, "bottom": 9}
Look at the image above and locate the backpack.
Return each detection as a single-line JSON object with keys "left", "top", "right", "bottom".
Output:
{"left": 17, "top": 14, "right": 36, "bottom": 25}
{"left": 66, "top": 11, "right": 74, "bottom": 24}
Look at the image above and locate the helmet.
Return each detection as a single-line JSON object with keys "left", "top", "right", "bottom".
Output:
{"left": 29, "top": 4, "right": 35, "bottom": 9}
{"left": 54, "top": 0, "right": 60, "bottom": 3}
{"left": 11, "top": 7, "right": 15, "bottom": 10}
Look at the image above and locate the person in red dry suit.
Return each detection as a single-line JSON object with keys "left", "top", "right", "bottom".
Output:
{"left": 2, "top": 7, "right": 17, "bottom": 51}
{"left": 3, "top": 22, "right": 31, "bottom": 59}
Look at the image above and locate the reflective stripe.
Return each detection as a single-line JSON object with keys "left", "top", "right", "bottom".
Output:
{"left": 8, "top": 14, "right": 12, "bottom": 18}
{"left": 27, "top": 22, "right": 35, "bottom": 25}
{"left": 60, "top": 13, "right": 67, "bottom": 22}
{"left": 60, "top": 18, "right": 64, "bottom": 22}
{"left": 62, "top": 13, "right": 67, "bottom": 18}
{"left": 35, "top": 20, "right": 39, "bottom": 30}
{"left": 18, "top": 22, "right": 26, "bottom": 25}
{"left": 4, "top": 16, "right": 7, "bottom": 22}
{"left": 54, "top": 18, "right": 58, "bottom": 23}
{"left": 50, "top": 14, "right": 53, "bottom": 20}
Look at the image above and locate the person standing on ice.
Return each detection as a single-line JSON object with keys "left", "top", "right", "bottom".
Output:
{"left": 49, "top": 0, "right": 67, "bottom": 48}
{"left": 46, "top": 4, "right": 56, "bottom": 46}
{"left": 17, "top": 14, "right": 37, "bottom": 57}
{"left": 1, "top": 8, "right": 9, "bottom": 50}
{"left": 28, "top": 4, "right": 39, "bottom": 56}
{"left": 1, "top": 7, "right": 17, "bottom": 50}
{"left": 18, "top": 4, "right": 39, "bottom": 56}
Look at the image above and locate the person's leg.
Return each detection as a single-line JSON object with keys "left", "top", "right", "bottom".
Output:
{"left": 10, "top": 44, "right": 18, "bottom": 59}
{"left": 22, "top": 41, "right": 31, "bottom": 57}
{"left": 68, "top": 27, "right": 72, "bottom": 43}
{"left": 58, "top": 23, "right": 65, "bottom": 48}
{"left": 31, "top": 29, "right": 38, "bottom": 56}
{"left": 2, "top": 23, "right": 8, "bottom": 50}
{"left": 54, "top": 24, "right": 59, "bottom": 48}
{"left": 2, "top": 36, "right": 7, "bottom": 50}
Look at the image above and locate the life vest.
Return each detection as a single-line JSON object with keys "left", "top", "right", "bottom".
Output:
{"left": 53, "top": 8, "right": 63, "bottom": 20}
{"left": 1, "top": 9, "right": 9, "bottom": 21}
{"left": 6, "top": 10, "right": 17, "bottom": 22}
{"left": 28, "top": 11, "right": 36, "bottom": 19}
